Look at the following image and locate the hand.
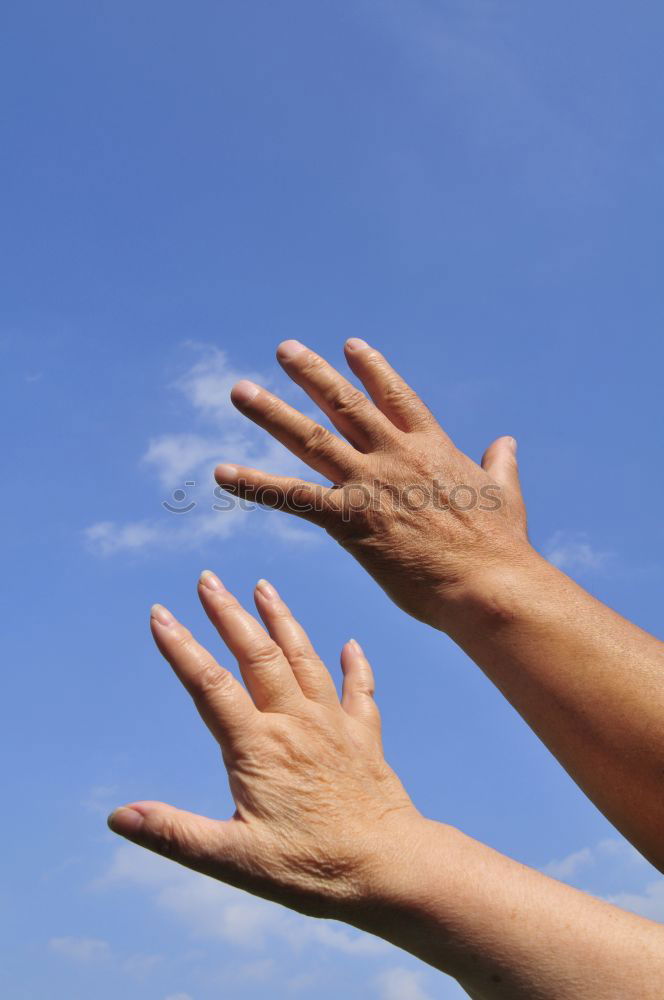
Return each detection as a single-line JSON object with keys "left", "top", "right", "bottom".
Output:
{"left": 214, "top": 339, "right": 531, "bottom": 629}
{"left": 107, "top": 571, "right": 417, "bottom": 919}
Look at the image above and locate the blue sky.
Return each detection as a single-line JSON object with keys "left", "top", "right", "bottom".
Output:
{"left": 2, "top": 2, "right": 663, "bottom": 998}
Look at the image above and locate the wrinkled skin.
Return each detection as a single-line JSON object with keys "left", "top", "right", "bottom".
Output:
{"left": 214, "top": 339, "right": 531, "bottom": 628}
{"left": 108, "top": 572, "right": 417, "bottom": 919}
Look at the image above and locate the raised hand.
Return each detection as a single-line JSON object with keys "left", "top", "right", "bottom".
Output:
{"left": 212, "top": 341, "right": 664, "bottom": 875}
{"left": 108, "top": 571, "right": 416, "bottom": 918}
{"left": 214, "top": 339, "right": 530, "bottom": 629}
{"left": 107, "top": 571, "right": 664, "bottom": 999}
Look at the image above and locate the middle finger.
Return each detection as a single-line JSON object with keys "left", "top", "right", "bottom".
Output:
{"left": 276, "top": 340, "right": 397, "bottom": 451}
{"left": 198, "top": 570, "right": 304, "bottom": 713}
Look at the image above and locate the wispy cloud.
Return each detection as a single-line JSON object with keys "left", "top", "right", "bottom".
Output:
{"left": 121, "top": 952, "right": 164, "bottom": 978}
{"left": 542, "top": 836, "right": 664, "bottom": 922}
{"left": 48, "top": 931, "right": 163, "bottom": 978}
{"left": 49, "top": 936, "right": 111, "bottom": 962}
{"left": 606, "top": 880, "right": 664, "bottom": 922}
{"left": 543, "top": 837, "right": 641, "bottom": 881}
{"left": 85, "top": 346, "right": 318, "bottom": 555}
{"left": 544, "top": 531, "right": 612, "bottom": 572}
{"left": 375, "top": 966, "right": 434, "bottom": 1000}
{"left": 542, "top": 845, "right": 594, "bottom": 881}
{"left": 372, "top": 0, "right": 617, "bottom": 213}
{"left": 82, "top": 784, "right": 119, "bottom": 817}
{"left": 97, "top": 842, "right": 388, "bottom": 957}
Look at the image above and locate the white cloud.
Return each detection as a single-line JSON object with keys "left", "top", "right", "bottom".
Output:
{"left": 233, "top": 958, "right": 275, "bottom": 982}
{"left": 83, "top": 783, "right": 118, "bottom": 816}
{"left": 543, "top": 837, "right": 646, "bottom": 881}
{"left": 85, "top": 508, "right": 250, "bottom": 556}
{"left": 85, "top": 346, "right": 319, "bottom": 556}
{"left": 122, "top": 952, "right": 163, "bottom": 978}
{"left": 97, "top": 842, "right": 387, "bottom": 958}
{"left": 542, "top": 836, "right": 664, "bottom": 923}
{"left": 311, "top": 922, "right": 387, "bottom": 956}
{"left": 286, "top": 972, "right": 318, "bottom": 992}
{"left": 49, "top": 936, "right": 111, "bottom": 962}
{"left": 606, "top": 880, "right": 664, "bottom": 922}
{"left": 85, "top": 519, "right": 163, "bottom": 556}
{"left": 544, "top": 531, "right": 611, "bottom": 572}
{"left": 48, "top": 929, "right": 164, "bottom": 980}
{"left": 143, "top": 433, "right": 226, "bottom": 489}
{"left": 375, "top": 966, "right": 433, "bottom": 1000}
{"left": 543, "top": 845, "right": 595, "bottom": 881}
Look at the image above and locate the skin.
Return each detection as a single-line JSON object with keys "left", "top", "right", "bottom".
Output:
{"left": 211, "top": 338, "right": 664, "bottom": 872}
{"left": 108, "top": 572, "right": 664, "bottom": 999}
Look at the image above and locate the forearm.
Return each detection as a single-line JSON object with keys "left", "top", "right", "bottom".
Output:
{"left": 349, "top": 817, "right": 664, "bottom": 999}
{"left": 439, "top": 549, "right": 664, "bottom": 870}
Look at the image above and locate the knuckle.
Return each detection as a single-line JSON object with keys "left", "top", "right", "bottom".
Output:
{"left": 214, "top": 594, "right": 241, "bottom": 616}
{"left": 302, "top": 422, "right": 334, "bottom": 457}
{"left": 350, "top": 676, "right": 375, "bottom": 698}
{"left": 358, "top": 677, "right": 376, "bottom": 697}
{"left": 260, "top": 393, "right": 287, "bottom": 424}
{"left": 382, "top": 378, "right": 414, "bottom": 410}
{"left": 328, "top": 384, "right": 365, "bottom": 418}
{"left": 247, "top": 641, "right": 282, "bottom": 671}
{"left": 287, "top": 641, "right": 316, "bottom": 665}
{"left": 298, "top": 353, "right": 327, "bottom": 380}
{"left": 362, "top": 347, "right": 383, "bottom": 367}
{"left": 194, "top": 658, "right": 233, "bottom": 697}
{"left": 173, "top": 627, "right": 197, "bottom": 656}
{"left": 147, "top": 814, "right": 182, "bottom": 859}
{"left": 315, "top": 488, "right": 347, "bottom": 533}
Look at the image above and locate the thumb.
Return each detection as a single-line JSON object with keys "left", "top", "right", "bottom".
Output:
{"left": 481, "top": 435, "right": 521, "bottom": 495}
{"left": 108, "top": 800, "right": 239, "bottom": 874}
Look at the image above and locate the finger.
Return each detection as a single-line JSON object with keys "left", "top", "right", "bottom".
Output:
{"left": 276, "top": 340, "right": 396, "bottom": 451}
{"left": 481, "top": 436, "right": 521, "bottom": 495}
{"left": 340, "top": 639, "right": 381, "bottom": 737}
{"left": 253, "top": 579, "right": 339, "bottom": 706}
{"left": 150, "top": 603, "right": 256, "bottom": 747}
{"left": 107, "top": 800, "right": 243, "bottom": 881}
{"left": 344, "top": 339, "right": 438, "bottom": 434}
{"left": 198, "top": 571, "right": 304, "bottom": 713}
{"left": 230, "top": 379, "right": 358, "bottom": 482}
{"left": 214, "top": 464, "right": 336, "bottom": 526}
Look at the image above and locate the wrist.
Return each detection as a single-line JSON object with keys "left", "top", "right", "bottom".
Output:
{"left": 430, "top": 543, "right": 547, "bottom": 636}
{"left": 340, "top": 813, "right": 456, "bottom": 928}
{"left": 342, "top": 817, "right": 499, "bottom": 984}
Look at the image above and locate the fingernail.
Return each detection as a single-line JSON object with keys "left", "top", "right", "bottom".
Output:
{"left": 508, "top": 436, "right": 518, "bottom": 454}
{"left": 349, "top": 638, "right": 364, "bottom": 655}
{"left": 199, "top": 569, "right": 223, "bottom": 592}
{"left": 345, "top": 338, "right": 369, "bottom": 351}
{"left": 255, "top": 578, "right": 279, "bottom": 600}
{"left": 231, "top": 380, "right": 261, "bottom": 406}
{"left": 215, "top": 463, "right": 238, "bottom": 482}
{"left": 107, "top": 806, "right": 144, "bottom": 836}
{"left": 151, "top": 603, "right": 174, "bottom": 627}
{"left": 276, "top": 339, "right": 306, "bottom": 362}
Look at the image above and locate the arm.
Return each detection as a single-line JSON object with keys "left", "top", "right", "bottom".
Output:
{"left": 212, "top": 339, "right": 664, "bottom": 871}
{"left": 108, "top": 573, "right": 664, "bottom": 999}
